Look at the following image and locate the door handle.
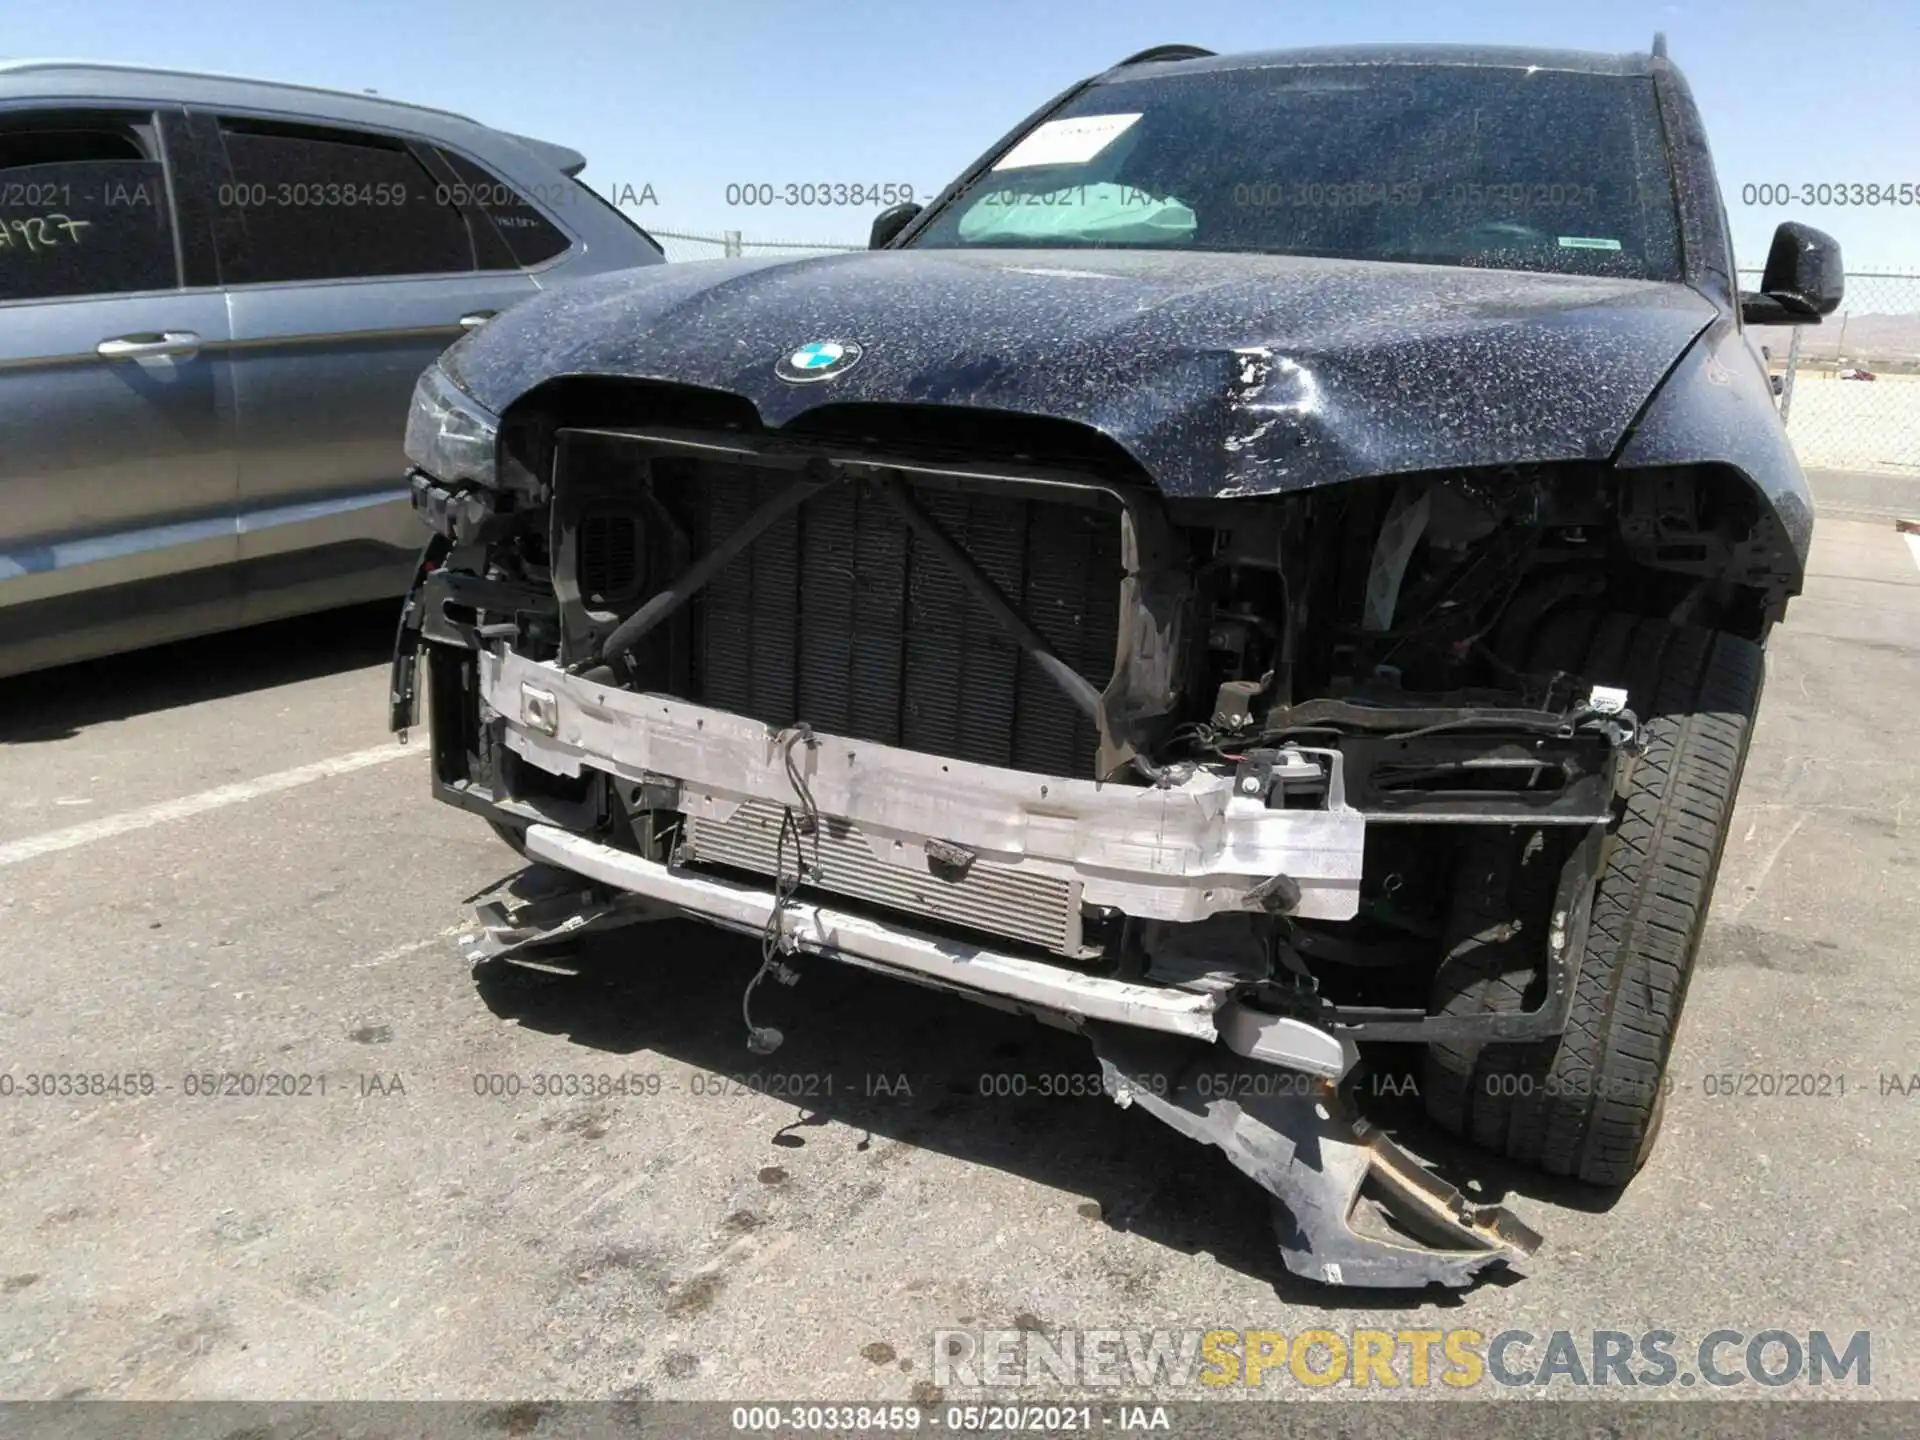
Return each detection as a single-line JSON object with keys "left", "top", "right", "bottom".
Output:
{"left": 457, "top": 311, "right": 497, "bottom": 330}
{"left": 97, "top": 331, "right": 202, "bottom": 361}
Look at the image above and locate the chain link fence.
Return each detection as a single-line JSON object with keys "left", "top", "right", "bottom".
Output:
{"left": 1742, "top": 268, "right": 1920, "bottom": 474}
{"left": 646, "top": 225, "right": 862, "bottom": 264}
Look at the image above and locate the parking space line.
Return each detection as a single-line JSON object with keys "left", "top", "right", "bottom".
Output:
{"left": 1905, "top": 530, "right": 1920, "bottom": 574}
{"left": 355, "top": 922, "right": 473, "bottom": 968}
{"left": 0, "top": 743, "right": 423, "bottom": 869}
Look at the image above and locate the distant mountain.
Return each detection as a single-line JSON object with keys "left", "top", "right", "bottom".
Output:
{"left": 1751, "top": 310, "right": 1920, "bottom": 363}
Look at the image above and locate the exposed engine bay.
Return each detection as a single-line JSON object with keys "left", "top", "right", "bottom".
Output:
{"left": 396, "top": 387, "right": 1797, "bottom": 1287}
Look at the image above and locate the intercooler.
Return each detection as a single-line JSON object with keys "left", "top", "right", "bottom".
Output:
{"left": 680, "top": 798, "right": 1086, "bottom": 955}
{"left": 656, "top": 462, "right": 1125, "bottom": 781}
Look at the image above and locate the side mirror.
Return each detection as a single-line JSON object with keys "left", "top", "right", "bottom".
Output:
{"left": 1739, "top": 222, "right": 1843, "bottom": 325}
{"left": 870, "top": 202, "right": 923, "bottom": 250}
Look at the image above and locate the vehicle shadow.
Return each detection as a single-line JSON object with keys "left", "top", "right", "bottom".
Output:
{"left": 0, "top": 601, "right": 399, "bottom": 744}
{"left": 472, "top": 898, "right": 1577, "bottom": 1308}
{"left": 1352, "top": 1044, "right": 1628, "bottom": 1219}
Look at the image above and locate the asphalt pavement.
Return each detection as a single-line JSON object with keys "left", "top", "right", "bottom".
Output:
{"left": 1, "top": 470, "right": 1915, "bottom": 1403}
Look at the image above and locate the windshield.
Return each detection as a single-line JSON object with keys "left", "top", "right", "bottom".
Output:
{"left": 906, "top": 64, "right": 1684, "bottom": 281}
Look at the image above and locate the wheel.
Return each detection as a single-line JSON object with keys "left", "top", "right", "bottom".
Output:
{"left": 1423, "top": 614, "right": 1764, "bottom": 1185}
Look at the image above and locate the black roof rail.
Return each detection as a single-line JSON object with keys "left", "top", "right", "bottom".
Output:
{"left": 1113, "top": 44, "right": 1216, "bottom": 67}
{"left": 1651, "top": 31, "right": 1668, "bottom": 58}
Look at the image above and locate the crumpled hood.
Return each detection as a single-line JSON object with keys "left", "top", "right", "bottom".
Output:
{"left": 448, "top": 247, "right": 1718, "bottom": 497}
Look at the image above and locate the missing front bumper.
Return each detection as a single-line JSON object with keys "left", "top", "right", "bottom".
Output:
{"left": 452, "top": 648, "right": 1550, "bottom": 1288}
{"left": 483, "top": 824, "right": 1538, "bottom": 1289}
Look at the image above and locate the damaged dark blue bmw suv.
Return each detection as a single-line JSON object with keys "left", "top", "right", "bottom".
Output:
{"left": 393, "top": 40, "right": 1842, "bottom": 1288}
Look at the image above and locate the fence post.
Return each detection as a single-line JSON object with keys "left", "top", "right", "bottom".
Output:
{"left": 1779, "top": 324, "right": 1803, "bottom": 424}
{"left": 723, "top": 230, "right": 742, "bottom": 258}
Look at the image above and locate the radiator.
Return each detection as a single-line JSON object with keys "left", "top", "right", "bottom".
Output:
{"left": 657, "top": 464, "right": 1125, "bottom": 780}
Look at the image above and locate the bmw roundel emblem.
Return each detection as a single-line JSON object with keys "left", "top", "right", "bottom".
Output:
{"left": 776, "top": 339, "right": 863, "bottom": 383}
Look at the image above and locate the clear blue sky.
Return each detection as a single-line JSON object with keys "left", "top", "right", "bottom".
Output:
{"left": 9, "top": 0, "right": 1920, "bottom": 269}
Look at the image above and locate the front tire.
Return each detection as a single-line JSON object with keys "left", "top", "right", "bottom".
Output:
{"left": 1424, "top": 616, "right": 1763, "bottom": 1186}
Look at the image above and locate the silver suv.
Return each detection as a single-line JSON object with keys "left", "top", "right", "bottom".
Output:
{"left": 0, "top": 61, "right": 664, "bottom": 678}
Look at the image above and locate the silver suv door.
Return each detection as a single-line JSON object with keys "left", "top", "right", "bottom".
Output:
{"left": 190, "top": 112, "right": 539, "bottom": 625}
{"left": 0, "top": 103, "right": 237, "bottom": 678}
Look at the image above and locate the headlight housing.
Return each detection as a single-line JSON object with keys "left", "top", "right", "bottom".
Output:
{"left": 404, "top": 362, "right": 500, "bottom": 488}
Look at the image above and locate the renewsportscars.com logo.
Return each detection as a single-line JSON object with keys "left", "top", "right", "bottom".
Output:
{"left": 931, "top": 1327, "right": 1872, "bottom": 1391}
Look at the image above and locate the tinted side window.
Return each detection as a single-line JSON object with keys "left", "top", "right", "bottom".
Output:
{"left": 0, "top": 115, "right": 175, "bottom": 303}
{"left": 435, "top": 148, "right": 572, "bottom": 268}
{"left": 216, "top": 119, "right": 474, "bottom": 283}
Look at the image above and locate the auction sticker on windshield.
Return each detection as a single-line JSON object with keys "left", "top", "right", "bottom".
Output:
{"left": 992, "top": 113, "right": 1141, "bottom": 169}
